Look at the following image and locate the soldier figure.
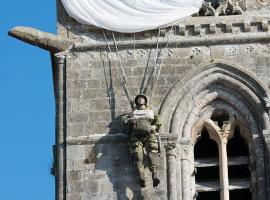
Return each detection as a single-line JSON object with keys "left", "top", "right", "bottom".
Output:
{"left": 126, "top": 94, "right": 161, "bottom": 187}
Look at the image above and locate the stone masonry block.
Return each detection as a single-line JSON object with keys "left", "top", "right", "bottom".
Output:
{"left": 67, "top": 113, "right": 89, "bottom": 123}
{"left": 67, "top": 80, "right": 101, "bottom": 89}
{"left": 67, "top": 193, "right": 82, "bottom": 200}
{"left": 67, "top": 145, "right": 86, "bottom": 161}
{"left": 68, "top": 123, "right": 86, "bottom": 137}
{"left": 67, "top": 171, "right": 82, "bottom": 182}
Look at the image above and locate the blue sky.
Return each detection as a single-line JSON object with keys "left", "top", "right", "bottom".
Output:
{"left": 1, "top": 1, "right": 56, "bottom": 199}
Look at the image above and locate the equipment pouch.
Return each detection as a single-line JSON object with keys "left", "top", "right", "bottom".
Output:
{"left": 133, "top": 119, "right": 151, "bottom": 135}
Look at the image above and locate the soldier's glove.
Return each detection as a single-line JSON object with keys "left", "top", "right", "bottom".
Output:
{"left": 127, "top": 117, "right": 138, "bottom": 123}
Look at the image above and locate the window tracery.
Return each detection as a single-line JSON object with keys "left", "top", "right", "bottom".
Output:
{"left": 194, "top": 110, "right": 253, "bottom": 200}
{"left": 195, "top": 0, "right": 246, "bottom": 16}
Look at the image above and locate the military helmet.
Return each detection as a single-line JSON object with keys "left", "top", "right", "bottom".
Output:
{"left": 134, "top": 94, "right": 148, "bottom": 106}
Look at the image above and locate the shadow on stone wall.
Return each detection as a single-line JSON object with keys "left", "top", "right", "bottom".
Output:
{"left": 100, "top": 51, "right": 116, "bottom": 121}
{"left": 84, "top": 116, "right": 166, "bottom": 200}
{"left": 85, "top": 139, "right": 144, "bottom": 199}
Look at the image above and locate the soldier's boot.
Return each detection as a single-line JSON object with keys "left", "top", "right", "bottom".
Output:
{"left": 138, "top": 169, "right": 145, "bottom": 187}
{"left": 152, "top": 170, "right": 160, "bottom": 187}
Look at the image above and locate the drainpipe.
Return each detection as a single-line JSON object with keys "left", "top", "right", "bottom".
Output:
{"left": 54, "top": 54, "right": 66, "bottom": 200}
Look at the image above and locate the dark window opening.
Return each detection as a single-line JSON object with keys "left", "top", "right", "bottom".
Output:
{"left": 194, "top": 129, "right": 219, "bottom": 158}
{"left": 230, "top": 189, "right": 252, "bottom": 200}
{"left": 210, "top": 110, "right": 229, "bottom": 128}
{"left": 228, "top": 165, "right": 250, "bottom": 179}
{"left": 197, "top": 191, "right": 220, "bottom": 200}
{"left": 196, "top": 166, "right": 220, "bottom": 181}
{"left": 198, "top": 1, "right": 220, "bottom": 17}
{"left": 227, "top": 126, "right": 249, "bottom": 157}
{"left": 204, "top": 0, "right": 220, "bottom": 7}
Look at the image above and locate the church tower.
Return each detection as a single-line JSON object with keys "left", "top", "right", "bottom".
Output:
{"left": 9, "top": 0, "right": 270, "bottom": 199}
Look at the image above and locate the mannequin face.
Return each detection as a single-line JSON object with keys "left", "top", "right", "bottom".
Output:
{"left": 136, "top": 96, "right": 146, "bottom": 106}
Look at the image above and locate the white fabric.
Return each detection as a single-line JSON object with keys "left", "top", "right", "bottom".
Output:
{"left": 132, "top": 109, "right": 154, "bottom": 120}
{"left": 61, "top": 0, "right": 203, "bottom": 33}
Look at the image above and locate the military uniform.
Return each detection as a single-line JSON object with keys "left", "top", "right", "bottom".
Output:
{"left": 126, "top": 94, "right": 161, "bottom": 187}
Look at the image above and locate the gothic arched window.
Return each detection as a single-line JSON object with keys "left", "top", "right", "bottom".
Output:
{"left": 194, "top": 110, "right": 253, "bottom": 200}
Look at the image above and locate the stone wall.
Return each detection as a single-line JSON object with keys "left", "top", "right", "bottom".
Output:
{"left": 63, "top": 41, "right": 270, "bottom": 199}
{"left": 66, "top": 44, "right": 270, "bottom": 136}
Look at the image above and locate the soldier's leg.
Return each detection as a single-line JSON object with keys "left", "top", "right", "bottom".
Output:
{"left": 147, "top": 134, "right": 160, "bottom": 187}
{"left": 135, "top": 143, "right": 145, "bottom": 187}
{"left": 130, "top": 138, "right": 145, "bottom": 187}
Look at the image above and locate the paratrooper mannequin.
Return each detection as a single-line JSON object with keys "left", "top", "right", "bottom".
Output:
{"left": 126, "top": 94, "right": 161, "bottom": 187}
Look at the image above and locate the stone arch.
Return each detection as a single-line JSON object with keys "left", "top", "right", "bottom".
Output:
{"left": 159, "top": 59, "right": 270, "bottom": 136}
{"left": 160, "top": 60, "right": 270, "bottom": 200}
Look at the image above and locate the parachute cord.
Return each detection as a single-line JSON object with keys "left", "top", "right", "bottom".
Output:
{"left": 150, "top": 25, "right": 175, "bottom": 102}
{"left": 133, "top": 33, "right": 136, "bottom": 50}
{"left": 152, "top": 28, "right": 161, "bottom": 90}
{"left": 111, "top": 32, "right": 127, "bottom": 84}
{"left": 102, "top": 30, "right": 134, "bottom": 110}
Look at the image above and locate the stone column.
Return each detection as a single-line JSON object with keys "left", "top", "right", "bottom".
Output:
{"left": 54, "top": 54, "right": 66, "bottom": 200}
{"left": 180, "top": 139, "right": 191, "bottom": 200}
{"left": 219, "top": 115, "right": 236, "bottom": 200}
{"left": 165, "top": 143, "right": 178, "bottom": 200}
{"left": 205, "top": 116, "right": 236, "bottom": 200}
{"left": 263, "top": 130, "right": 270, "bottom": 199}
{"left": 219, "top": 140, "right": 229, "bottom": 200}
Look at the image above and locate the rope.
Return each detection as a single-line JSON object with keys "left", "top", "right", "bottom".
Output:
{"left": 133, "top": 33, "right": 136, "bottom": 50}
{"left": 152, "top": 28, "right": 161, "bottom": 89}
{"left": 111, "top": 32, "right": 127, "bottom": 84}
{"left": 150, "top": 25, "right": 175, "bottom": 101}
{"left": 102, "top": 30, "right": 134, "bottom": 110}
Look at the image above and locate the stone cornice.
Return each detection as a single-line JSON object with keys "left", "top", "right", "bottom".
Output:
{"left": 9, "top": 16, "right": 270, "bottom": 52}
{"left": 73, "top": 15, "right": 270, "bottom": 50}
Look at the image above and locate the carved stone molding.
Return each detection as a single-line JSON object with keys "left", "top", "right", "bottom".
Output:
{"left": 264, "top": 98, "right": 270, "bottom": 116}
{"left": 55, "top": 54, "right": 66, "bottom": 64}
{"left": 204, "top": 115, "right": 236, "bottom": 143}
{"left": 165, "top": 143, "right": 177, "bottom": 151}
{"left": 179, "top": 140, "right": 192, "bottom": 160}
{"left": 220, "top": 115, "right": 236, "bottom": 141}
{"left": 255, "top": 0, "right": 268, "bottom": 7}
{"left": 165, "top": 143, "right": 178, "bottom": 157}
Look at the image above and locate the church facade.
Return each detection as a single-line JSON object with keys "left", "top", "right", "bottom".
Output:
{"left": 9, "top": 0, "right": 270, "bottom": 199}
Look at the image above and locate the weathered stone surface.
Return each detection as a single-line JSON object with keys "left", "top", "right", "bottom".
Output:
{"left": 8, "top": 26, "right": 73, "bottom": 52}
{"left": 62, "top": 39, "right": 270, "bottom": 199}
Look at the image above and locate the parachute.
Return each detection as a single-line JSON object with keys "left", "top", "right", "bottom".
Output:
{"left": 61, "top": 0, "right": 203, "bottom": 33}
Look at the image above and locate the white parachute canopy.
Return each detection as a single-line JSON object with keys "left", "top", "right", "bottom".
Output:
{"left": 61, "top": 0, "right": 203, "bottom": 33}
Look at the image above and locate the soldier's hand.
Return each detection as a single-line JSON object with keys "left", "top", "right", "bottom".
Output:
{"left": 150, "top": 125, "right": 157, "bottom": 131}
{"left": 128, "top": 117, "right": 137, "bottom": 123}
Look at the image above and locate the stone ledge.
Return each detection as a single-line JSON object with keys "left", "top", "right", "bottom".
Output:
{"left": 74, "top": 32, "right": 270, "bottom": 50}
{"left": 66, "top": 133, "right": 178, "bottom": 145}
